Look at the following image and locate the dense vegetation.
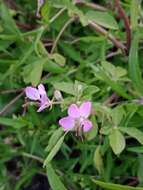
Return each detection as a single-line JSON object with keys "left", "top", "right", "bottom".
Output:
{"left": 1, "top": 0, "right": 143, "bottom": 189}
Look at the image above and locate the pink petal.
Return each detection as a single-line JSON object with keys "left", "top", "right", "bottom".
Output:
{"left": 25, "top": 87, "right": 40, "bottom": 100}
{"left": 80, "top": 101, "right": 92, "bottom": 118}
{"left": 82, "top": 119, "right": 92, "bottom": 132}
{"left": 38, "top": 84, "right": 46, "bottom": 95}
{"left": 68, "top": 104, "right": 80, "bottom": 118}
{"left": 59, "top": 116, "right": 74, "bottom": 131}
{"left": 37, "top": 103, "right": 49, "bottom": 112}
{"left": 40, "top": 94, "right": 50, "bottom": 105}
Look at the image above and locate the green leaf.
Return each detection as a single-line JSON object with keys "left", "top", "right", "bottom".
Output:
{"left": 93, "top": 145, "right": 104, "bottom": 175}
{"left": 44, "top": 134, "right": 65, "bottom": 166}
{"left": 92, "top": 179, "right": 143, "bottom": 190}
{"left": 106, "top": 79, "right": 131, "bottom": 99}
{"left": 138, "top": 155, "right": 143, "bottom": 184}
{"left": 23, "top": 57, "right": 64, "bottom": 84}
{"left": 41, "top": 0, "right": 50, "bottom": 23}
{"left": 23, "top": 58, "right": 44, "bottom": 86}
{"left": 0, "top": 117, "right": 26, "bottom": 129}
{"left": 53, "top": 82, "right": 75, "bottom": 95}
{"left": 0, "top": 1, "right": 21, "bottom": 37}
{"left": 15, "top": 169, "right": 37, "bottom": 190}
{"left": 30, "top": 60, "right": 44, "bottom": 86}
{"left": 91, "top": 64, "right": 132, "bottom": 99}
{"left": 129, "top": 32, "right": 143, "bottom": 94}
{"left": 46, "top": 163, "right": 67, "bottom": 190}
{"left": 86, "top": 11, "right": 118, "bottom": 30}
{"left": 34, "top": 26, "right": 45, "bottom": 56}
{"left": 43, "top": 59, "right": 65, "bottom": 73}
{"left": 111, "top": 106, "right": 125, "bottom": 125}
{"left": 100, "top": 126, "right": 112, "bottom": 135}
{"left": 19, "top": 44, "right": 34, "bottom": 66}
{"left": 60, "top": 43, "right": 85, "bottom": 64}
{"left": 109, "top": 128, "right": 126, "bottom": 155}
{"left": 85, "top": 116, "right": 98, "bottom": 140}
{"left": 119, "top": 127, "right": 143, "bottom": 145}
{"left": 51, "top": 53, "right": 66, "bottom": 66}
{"left": 45, "top": 128, "right": 63, "bottom": 152}
{"left": 131, "top": 0, "right": 139, "bottom": 30}
{"left": 74, "top": 36, "right": 104, "bottom": 43}
{"left": 102, "top": 61, "right": 127, "bottom": 81}
{"left": 127, "top": 146, "right": 143, "bottom": 153}
{"left": 62, "top": 0, "right": 88, "bottom": 26}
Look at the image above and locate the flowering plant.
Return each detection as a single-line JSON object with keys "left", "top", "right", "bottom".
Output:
{"left": 1, "top": 0, "right": 143, "bottom": 189}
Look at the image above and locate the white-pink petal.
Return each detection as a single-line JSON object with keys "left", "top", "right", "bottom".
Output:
{"left": 68, "top": 104, "right": 80, "bottom": 118}
{"left": 37, "top": 103, "right": 49, "bottom": 112}
{"left": 40, "top": 94, "right": 50, "bottom": 104}
{"left": 80, "top": 101, "right": 92, "bottom": 118}
{"left": 38, "top": 84, "right": 46, "bottom": 95}
{"left": 37, "top": 95, "right": 50, "bottom": 112}
{"left": 59, "top": 116, "right": 74, "bottom": 131}
{"left": 25, "top": 87, "right": 40, "bottom": 100}
{"left": 82, "top": 119, "right": 92, "bottom": 132}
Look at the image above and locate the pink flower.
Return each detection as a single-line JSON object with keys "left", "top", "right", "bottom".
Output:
{"left": 59, "top": 101, "right": 93, "bottom": 133}
{"left": 25, "top": 84, "right": 50, "bottom": 112}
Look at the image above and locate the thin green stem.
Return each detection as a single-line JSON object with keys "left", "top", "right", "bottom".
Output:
{"left": 0, "top": 92, "right": 24, "bottom": 115}
{"left": 51, "top": 18, "right": 74, "bottom": 53}
{"left": 49, "top": 7, "right": 66, "bottom": 23}
{"left": 22, "top": 152, "right": 44, "bottom": 163}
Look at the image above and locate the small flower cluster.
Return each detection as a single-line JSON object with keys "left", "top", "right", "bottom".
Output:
{"left": 25, "top": 84, "right": 93, "bottom": 133}
{"left": 25, "top": 84, "right": 51, "bottom": 112}
{"left": 59, "top": 102, "right": 92, "bottom": 132}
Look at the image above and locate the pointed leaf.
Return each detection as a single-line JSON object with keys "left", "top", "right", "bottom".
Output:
{"left": 109, "top": 128, "right": 125, "bottom": 155}
{"left": 46, "top": 163, "right": 67, "bottom": 190}
{"left": 45, "top": 128, "right": 63, "bottom": 152}
{"left": 93, "top": 145, "right": 104, "bottom": 175}
{"left": 129, "top": 32, "right": 143, "bottom": 94}
{"left": 44, "top": 134, "right": 65, "bottom": 166}
{"left": 92, "top": 179, "right": 143, "bottom": 190}
{"left": 119, "top": 127, "right": 143, "bottom": 145}
{"left": 86, "top": 11, "right": 118, "bottom": 30}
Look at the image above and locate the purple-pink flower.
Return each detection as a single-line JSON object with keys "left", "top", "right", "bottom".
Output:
{"left": 25, "top": 84, "right": 51, "bottom": 112}
{"left": 59, "top": 101, "right": 93, "bottom": 133}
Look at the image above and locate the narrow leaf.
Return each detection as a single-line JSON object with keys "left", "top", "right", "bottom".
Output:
{"left": 0, "top": 2, "right": 21, "bottom": 36}
{"left": 92, "top": 179, "right": 143, "bottom": 190}
{"left": 129, "top": 32, "right": 143, "bottom": 94}
{"left": 0, "top": 117, "right": 26, "bottom": 128}
{"left": 131, "top": 0, "right": 139, "bottom": 30}
{"left": 93, "top": 145, "right": 104, "bottom": 175}
{"left": 45, "top": 128, "right": 63, "bottom": 152}
{"left": 46, "top": 163, "right": 67, "bottom": 190}
{"left": 44, "top": 134, "right": 65, "bottom": 166}
{"left": 41, "top": 0, "right": 50, "bottom": 23}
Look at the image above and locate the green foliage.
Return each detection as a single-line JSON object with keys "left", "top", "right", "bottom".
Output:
{"left": 93, "top": 145, "right": 104, "bottom": 175}
{"left": 109, "top": 128, "right": 126, "bottom": 155}
{"left": 86, "top": 11, "right": 118, "bottom": 30}
{"left": 44, "top": 133, "right": 66, "bottom": 166}
{"left": 92, "top": 179, "right": 143, "bottom": 190}
{"left": 46, "top": 164, "right": 67, "bottom": 190}
{"left": 129, "top": 32, "right": 143, "bottom": 94}
{"left": 1, "top": 0, "right": 143, "bottom": 189}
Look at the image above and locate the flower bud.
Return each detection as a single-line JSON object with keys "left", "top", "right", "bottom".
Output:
{"left": 54, "top": 90, "right": 63, "bottom": 101}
